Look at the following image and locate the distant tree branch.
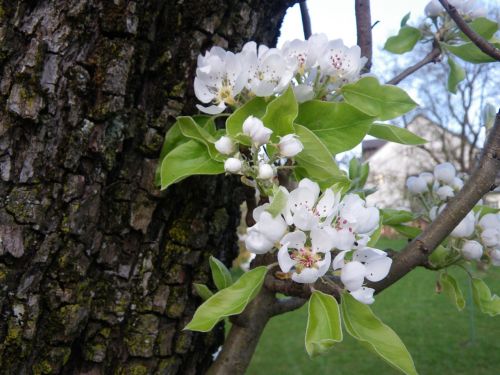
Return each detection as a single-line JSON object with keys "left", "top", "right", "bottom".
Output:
{"left": 355, "top": 0, "right": 373, "bottom": 71}
{"left": 299, "top": 1, "right": 312, "bottom": 39}
{"left": 386, "top": 45, "right": 441, "bottom": 85}
{"left": 438, "top": 0, "right": 500, "bottom": 61}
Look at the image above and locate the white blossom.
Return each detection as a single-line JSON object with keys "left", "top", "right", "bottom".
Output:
{"left": 452, "top": 177, "right": 464, "bottom": 190}
{"left": 406, "top": 176, "right": 428, "bottom": 194}
{"left": 490, "top": 249, "right": 500, "bottom": 266}
{"left": 436, "top": 185, "right": 454, "bottom": 200}
{"left": 278, "top": 134, "right": 304, "bottom": 157}
{"left": 481, "top": 228, "right": 500, "bottom": 247}
{"left": 214, "top": 136, "right": 236, "bottom": 155}
{"left": 425, "top": 0, "right": 444, "bottom": 16}
{"left": 318, "top": 39, "right": 366, "bottom": 86}
{"left": 224, "top": 158, "right": 242, "bottom": 173}
{"left": 257, "top": 163, "right": 274, "bottom": 180}
{"left": 450, "top": 211, "right": 475, "bottom": 238}
{"left": 461, "top": 240, "right": 483, "bottom": 260}
{"left": 337, "top": 194, "right": 380, "bottom": 235}
{"left": 242, "top": 116, "right": 273, "bottom": 146}
{"left": 434, "top": 162, "right": 456, "bottom": 185}
{"left": 245, "top": 210, "right": 287, "bottom": 254}
{"left": 419, "top": 172, "right": 434, "bottom": 185}
{"left": 350, "top": 287, "right": 375, "bottom": 305}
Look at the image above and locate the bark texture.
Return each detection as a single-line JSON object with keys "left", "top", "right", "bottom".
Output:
{"left": 0, "top": 1, "right": 293, "bottom": 373}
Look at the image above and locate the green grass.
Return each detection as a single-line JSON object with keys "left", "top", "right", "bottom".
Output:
{"left": 247, "top": 238, "right": 500, "bottom": 375}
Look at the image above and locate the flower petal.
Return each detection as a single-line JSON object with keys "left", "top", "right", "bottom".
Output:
{"left": 350, "top": 287, "right": 375, "bottom": 304}
{"left": 292, "top": 268, "right": 319, "bottom": 284}
{"left": 196, "top": 102, "right": 226, "bottom": 114}
{"left": 364, "top": 256, "right": 392, "bottom": 282}
{"left": 278, "top": 244, "right": 296, "bottom": 273}
{"left": 340, "top": 261, "right": 366, "bottom": 291}
{"left": 332, "top": 250, "right": 348, "bottom": 270}
{"left": 317, "top": 251, "right": 332, "bottom": 277}
{"left": 311, "top": 227, "right": 334, "bottom": 253}
{"left": 315, "top": 188, "right": 339, "bottom": 218}
{"left": 279, "top": 230, "right": 306, "bottom": 249}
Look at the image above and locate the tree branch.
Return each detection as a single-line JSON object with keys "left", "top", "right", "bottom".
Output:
{"left": 299, "top": 1, "right": 312, "bottom": 40}
{"left": 355, "top": 0, "right": 373, "bottom": 71}
{"left": 438, "top": 0, "right": 500, "bottom": 61}
{"left": 386, "top": 46, "right": 441, "bottom": 85}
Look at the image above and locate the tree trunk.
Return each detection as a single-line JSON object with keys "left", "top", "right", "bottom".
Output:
{"left": 0, "top": 1, "right": 293, "bottom": 373}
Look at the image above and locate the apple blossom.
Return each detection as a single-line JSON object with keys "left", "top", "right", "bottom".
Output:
{"left": 450, "top": 211, "right": 475, "bottom": 238}
{"left": 245, "top": 210, "right": 287, "bottom": 254}
{"left": 406, "top": 176, "right": 428, "bottom": 194}
{"left": 452, "top": 177, "right": 464, "bottom": 190}
{"left": 242, "top": 115, "right": 273, "bottom": 146}
{"left": 490, "top": 249, "right": 500, "bottom": 266}
{"left": 257, "top": 163, "right": 274, "bottom": 179}
{"left": 215, "top": 136, "right": 236, "bottom": 155}
{"left": 436, "top": 185, "right": 454, "bottom": 200}
{"left": 419, "top": 172, "right": 434, "bottom": 185}
{"left": 340, "top": 261, "right": 366, "bottom": 291}
{"left": 278, "top": 230, "right": 332, "bottom": 283}
{"left": 337, "top": 194, "right": 380, "bottom": 235}
{"left": 434, "top": 162, "right": 456, "bottom": 185}
{"left": 461, "top": 240, "right": 483, "bottom": 260}
{"left": 425, "top": 0, "right": 444, "bottom": 17}
{"left": 318, "top": 39, "right": 367, "bottom": 86}
{"left": 224, "top": 158, "right": 242, "bottom": 173}
{"left": 278, "top": 134, "right": 304, "bottom": 157}
{"left": 480, "top": 228, "right": 499, "bottom": 247}
{"left": 350, "top": 287, "right": 375, "bottom": 304}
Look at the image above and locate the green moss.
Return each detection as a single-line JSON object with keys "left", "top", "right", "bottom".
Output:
{"left": 32, "top": 360, "right": 53, "bottom": 375}
{"left": 84, "top": 343, "right": 106, "bottom": 363}
{"left": 168, "top": 219, "right": 191, "bottom": 245}
{"left": 170, "top": 82, "right": 186, "bottom": 97}
{"left": 116, "top": 363, "right": 148, "bottom": 375}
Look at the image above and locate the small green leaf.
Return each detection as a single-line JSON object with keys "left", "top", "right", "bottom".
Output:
{"left": 160, "top": 140, "right": 224, "bottom": 190}
{"left": 296, "top": 101, "right": 374, "bottom": 154}
{"left": 349, "top": 158, "right": 360, "bottom": 180}
{"left": 439, "top": 273, "right": 465, "bottom": 311}
{"left": 209, "top": 256, "right": 233, "bottom": 290}
{"left": 459, "top": 17, "right": 498, "bottom": 41}
{"left": 443, "top": 42, "right": 500, "bottom": 64}
{"left": 400, "top": 12, "right": 411, "bottom": 27}
{"left": 262, "top": 86, "right": 297, "bottom": 141}
{"left": 342, "top": 77, "right": 417, "bottom": 121}
{"left": 384, "top": 26, "right": 421, "bottom": 54}
{"left": 293, "top": 124, "right": 350, "bottom": 190}
{"left": 177, "top": 116, "right": 225, "bottom": 161}
{"left": 428, "top": 245, "right": 450, "bottom": 268}
{"left": 266, "top": 188, "right": 288, "bottom": 217}
{"left": 359, "top": 162, "right": 369, "bottom": 188}
{"left": 390, "top": 224, "right": 421, "bottom": 239}
{"left": 471, "top": 278, "right": 500, "bottom": 316}
{"left": 193, "top": 283, "right": 213, "bottom": 301}
{"left": 341, "top": 292, "right": 418, "bottom": 375}
{"left": 185, "top": 266, "right": 268, "bottom": 332}
{"left": 369, "top": 123, "right": 426, "bottom": 145}
{"left": 367, "top": 217, "right": 383, "bottom": 247}
{"left": 226, "top": 97, "right": 268, "bottom": 144}
{"left": 472, "top": 204, "right": 500, "bottom": 218}
{"left": 305, "top": 291, "right": 343, "bottom": 357}
{"left": 382, "top": 209, "right": 417, "bottom": 225}
{"left": 447, "top": 58, "right": 465, "bottom": 94}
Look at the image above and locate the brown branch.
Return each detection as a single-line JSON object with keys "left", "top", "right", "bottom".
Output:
{"left": 355, "top": 0, "right": 373, "bottom": 71}
{"left": 299, "top": 1, "right": 312, "bottom": 40}
{"left": 386, "top": 46, "right": 442, "bottom": 85}
{"left": 438, "top": 0, "right": 500, "bottom": 61}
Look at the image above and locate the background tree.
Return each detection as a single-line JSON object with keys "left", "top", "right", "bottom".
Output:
{"left": 0, "top": 1, "right": 296, "bottom": 373}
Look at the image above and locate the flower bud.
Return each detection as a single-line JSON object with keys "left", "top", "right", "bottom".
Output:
{"left": 434, "top": 162, "right": 456, "bottom": 184}
{"left": 419, "top": 172, "right": 434, "bottom": 185}
{"left": 224, "top": 157, "right": 242, "bottom": 173}
{"left": 451, "top": 211, "right": 475, "bottom": 238}
{"left": 478, "top": 213, "right": 500, "bottom": 230}
{"left": 406, "top": 176, "right": 428, "bottom": 194}
{"left": 452, "top": 177, "right": 464, "bottom": 190}
{"left": 436, "top": 185, "right": 454, "bottom": 200}
{"left": 340, "top": 261, "right": 366, "bottom": 291}
{"left": 278, "top": 134, "right": 304, "bottom": 157}
{"left": 490, "top": 249, "right": 500, "bottom": 266}
{"left": 244, "top": 227, "right": 274, "bottom": 254}
{"left": 481, "top": 228, "right": 499, "bottom": 247}
{"left": 242, "top": 115, "right": 273, "bottom": 145}
{"left": 425, "top": 0, "right": 443, "bottom": 17}
{"left": 257, "top": 163, "right": 274, "bottom": 179}
{"left": 214, "top": 136, "right": 236, "bottom": 155}
{"left": 462, "top": 240, "right": 483, "bottom": 260}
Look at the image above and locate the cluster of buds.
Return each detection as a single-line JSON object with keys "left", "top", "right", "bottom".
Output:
{"left": 425, "top": 0, "right": 486, "bottom": 19}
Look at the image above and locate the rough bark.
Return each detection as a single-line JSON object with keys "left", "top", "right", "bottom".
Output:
{"left": 0, "top": 1, "right": 294, "bottom": 373}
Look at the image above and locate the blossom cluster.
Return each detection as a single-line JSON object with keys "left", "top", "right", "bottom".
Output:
{"left": 243, "top": 178, "right": 391, "bottom": 304}
{"left": 218, "top": 115, "right": 303, "bottom": 183}
{"left": 424, "top": 0, "right": 486, "bottom": 19}
{"left": 406, "top": 162, "right": 500, "bottom": 266}
{"left": 194, "top": 34, "right": 367, "bottom": 114}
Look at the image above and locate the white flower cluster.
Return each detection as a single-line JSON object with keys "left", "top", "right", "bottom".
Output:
{"left": 194, "top": 34, "right": 367, "bottom": 114}
{"left": 243, "top": 178, "right": 392, "bottom": 304}
{"left": 425, "top": 0, "right": 486, "bottom": 18}
{"left": 407, "top": 162, "right": 500, "bottom": 266}
{"left": 218, "top": 116, "right": 303, "bottom": 178}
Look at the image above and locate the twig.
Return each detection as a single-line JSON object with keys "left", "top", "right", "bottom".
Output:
{"left": 386, "top": 46, "right": 442, "bottom": 85}
{"left": 299, "top": 1, "right": 312, "bottom": 40}
{"left": 355, "top": 0, "right": 373, "bottom": 71}
{"left": 438, "top": 0, "right": 500, "bottom": 62}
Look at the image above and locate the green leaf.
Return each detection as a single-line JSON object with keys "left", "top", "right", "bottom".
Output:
{"left": 369, "top": 123, "right": 426, "bottom": 145}
{"left": 439, "top": 273, "right": 465, "bottom": 311}
{"left": 293, "top": 124, "right": 350, "bottom": 190}
{"left": 342, "top": 77, "right": 417, "bottom": 121}
{"left": 447, "top": 58, "right": 465, "bottom": 94}
{"left": 160, "top": 140, "right": 224, "bottom": 190}
{"left": 390, "top": 224, "right": 421, "bottom": 239}
{"left": 359, "top": 162, "right": 369, "bottom": 188}
{"left": 341, "top": 293, "right": 418, "bottom": 375}
{"left": 382, "top": 209, "right": 417, "bottom": 225}
{"left": 400, "top": 12, "right": 411, "bottom": 27}
{"left": 296, "top": 101, "right": 374, "bottom": 154}
{"left": 472, "top": 204, "right": 500, "bottom": 218}
{"left": 384, "top": 26, "right": 421, "bottom": 54}
{"left": 177, "top": 116, "right": 225, "bottom": 161}
{"left": 367, "top": 217, "right": 383, "bottom": 247}
{"left": 428, "top": 245, "right": 450, "bottom": 268}
{"left": 193, "top": 283, "right": 213, "bottom": 301}
{"left": 262, "top": 86, "right": 297, "bottom": 141}
{"left": 226, "top": 97, "right": 268, "bottom": 144}
{"left": 185, "top": 266, "right": 268, "bottom": 332}
{"left": 459, "top": 17, "right": 498, "bottom": 41}
{"left": 266, "top": 188, "right": 288, "bottom": 218}
{"left": 471, "top": 278, "right": 500, "bottom": 316}
{"left": 443, "top": 42, "right": 500, "bottom": 64}
{"left": 349, "top": 158, "right": 360, "bottom": 180}
{"left": 305, "top": 291, "right": 343, "bottom": 357}
{"left": 209, "top": 256, "right": 233, "bottom": 290}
